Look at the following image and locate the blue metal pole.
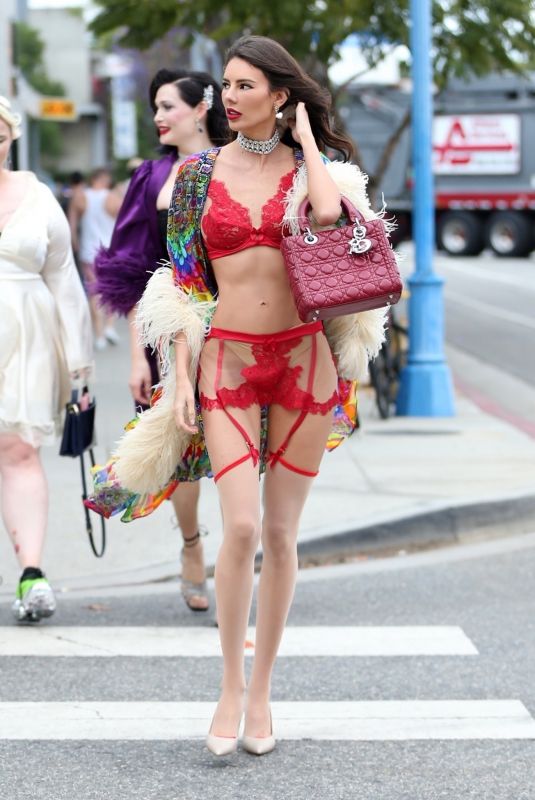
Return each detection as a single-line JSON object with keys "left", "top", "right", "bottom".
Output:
{"left": 396, "top": 0, "right": 455, "bottom": 416}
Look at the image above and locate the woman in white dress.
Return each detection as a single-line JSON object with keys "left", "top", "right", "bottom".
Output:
{"left": 0, "top": 97, "right": 93, "bottom": 622}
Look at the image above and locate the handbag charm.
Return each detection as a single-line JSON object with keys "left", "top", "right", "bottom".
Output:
{"left": 348, "top": 222, "right": 372, "bottom": 254}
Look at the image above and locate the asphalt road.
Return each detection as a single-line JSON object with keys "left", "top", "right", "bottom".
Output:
{"left": 1, "top": 533, "right": 535, "bottom": 800}
{"left": 437, "top": 251, "right": 535, "bottom": 388}
{"left": 398, "top": 246, "right": 535, "bottom": 428}
{"left": 1, "top": 246, "right": 534, "bottom": 799}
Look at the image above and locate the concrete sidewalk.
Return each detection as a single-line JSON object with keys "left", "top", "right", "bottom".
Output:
{"left": 1, "top": 322, "right": 535, "bottom": 597}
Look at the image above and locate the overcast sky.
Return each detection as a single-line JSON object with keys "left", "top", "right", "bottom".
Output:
{"left": 29, "top": 0, "right": 91, "bottom": 6}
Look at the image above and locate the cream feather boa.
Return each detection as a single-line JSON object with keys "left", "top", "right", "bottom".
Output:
{"left": 114, "top": 159, "right": 391, "bottom": 494}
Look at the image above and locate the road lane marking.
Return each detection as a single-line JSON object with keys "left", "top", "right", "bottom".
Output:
{"left": 444, "top": 290, "right": 535, "bottom": 330}
{"left": 438, "top": 258, "right": 535, "bottom": 293}
{"left": 0, "top": 626, "right": 478, "bottom": 657}
{"left": 0, "top": 700, "right": 532, "bottom": 740}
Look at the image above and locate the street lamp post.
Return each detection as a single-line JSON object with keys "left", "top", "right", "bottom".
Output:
{"left": 396, "top": 0, "right": 455, "bottom": 416}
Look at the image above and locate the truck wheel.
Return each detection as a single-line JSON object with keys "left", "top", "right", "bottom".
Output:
{"left": 485, "top": 212, "right": 533, "bottom": 257}
{"left": 437, "top": 212, "right": 485, "bottom": 256}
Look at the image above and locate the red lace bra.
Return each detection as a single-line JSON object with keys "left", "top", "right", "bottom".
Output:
{"left": 201, "top": 170, "right": 295, "bottom": 260}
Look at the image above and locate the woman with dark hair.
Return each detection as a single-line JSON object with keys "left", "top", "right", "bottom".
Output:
{"left": 90, "top": 36, "right": 387, "bottom": 753}
{"left": 94, "top": 69, "right": 228, "bottom": 612}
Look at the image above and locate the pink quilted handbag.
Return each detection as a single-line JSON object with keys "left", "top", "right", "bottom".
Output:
{"left": 281, "top": 196, "right": 402, "bottom": 322}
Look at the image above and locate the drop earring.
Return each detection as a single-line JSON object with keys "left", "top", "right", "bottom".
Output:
{"left": 195, "top": 118, "right": 204, "bottom": 133}
{"left": 274, "top": 104, "right": 283, "bottom": 120}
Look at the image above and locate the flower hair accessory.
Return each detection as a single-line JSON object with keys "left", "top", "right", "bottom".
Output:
{"left": 202, "top": 85, "right": 214, "bottom": 110}
{"left": 0, "top": 96, "right": 22, "bottom": 140}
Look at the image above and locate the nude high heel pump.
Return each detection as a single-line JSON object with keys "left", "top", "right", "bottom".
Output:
{"left": 206, "top": 730, "right": 238, "bottom": 756}
{"left": 206, "top": 714, "right": 242, "bottom": 756}
{"left": 242, "top": 710, "right": 276, "bottom": 756}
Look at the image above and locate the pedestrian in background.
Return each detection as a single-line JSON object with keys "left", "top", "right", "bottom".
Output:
{"left": 94, "top": 69, "right": 228, "bottom": 612}
{"left": 61, "top": 170, "right": 85, "bottom": 216}
{"left": 62, "top": 171, "right": 86, "bottom": 272}
{"left": 69, "top": 167, "right": 121, "bottom": 350}
{"left": 0, "top": 96, "right": 93, "bottom": 622}
{"left": 100, "top": 35, "right": 385, "bottom": 755}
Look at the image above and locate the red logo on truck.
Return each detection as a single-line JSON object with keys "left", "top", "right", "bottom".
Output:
{"left": 433, "top": 115, "right": 520, "bottom": 175}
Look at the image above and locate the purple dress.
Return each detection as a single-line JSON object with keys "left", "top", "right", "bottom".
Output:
{"left": 95, "top": 153, "right": 176, "bottom": 315}
{"left": 94, "top": 153, "right": 176, "bottom": 400}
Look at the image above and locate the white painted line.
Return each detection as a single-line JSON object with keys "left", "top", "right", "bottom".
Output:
{"left": 438, "top": 258, "right": 535, "bottom": 293}
{"left": 0, "top": 626, "right": 478, "bottom": 657}
{"left": 0, "top": 701, "right": 533, "bottom": 740}
{"left": 444, "top": 290, "right": 535, "bottom": 330}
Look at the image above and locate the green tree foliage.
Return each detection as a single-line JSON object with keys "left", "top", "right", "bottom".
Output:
{"left": 14, "top": 22, "right": 66, "bottom": 159}
{"left": 90, "top": 0, "right": 535, "bottom": 86}
{"left": 90, "top": 0, "right": 535, "bottom": 200}
{"left": 14, "top": 22, "right": 66, "bottom": 96}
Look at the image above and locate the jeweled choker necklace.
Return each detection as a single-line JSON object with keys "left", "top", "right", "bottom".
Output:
{"left": 237, "top": 129, "right": 280, "bottom": 155}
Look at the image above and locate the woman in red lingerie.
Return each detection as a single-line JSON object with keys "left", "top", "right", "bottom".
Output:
{"left": 112, "top": 34, "right": 386, "bottom": 755}
{"left": 172, "top": 37, "right": 352, "bottom": 756}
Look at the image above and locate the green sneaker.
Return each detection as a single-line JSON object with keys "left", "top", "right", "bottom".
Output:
{"left": 12, "top": 570, "right": 56, "bottom": 622}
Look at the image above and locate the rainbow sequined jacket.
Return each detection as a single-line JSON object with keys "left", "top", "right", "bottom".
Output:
{"left": 88, "top": 147, "right": 388, "bottom": 522}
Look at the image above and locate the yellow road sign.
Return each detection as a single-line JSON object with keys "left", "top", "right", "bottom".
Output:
{"left": 39, "top": 98, "right": 77, "bottom": 121}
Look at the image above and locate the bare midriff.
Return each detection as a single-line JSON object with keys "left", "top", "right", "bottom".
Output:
{"left": 210, "top": 246, "right": 302, "bottom": 334}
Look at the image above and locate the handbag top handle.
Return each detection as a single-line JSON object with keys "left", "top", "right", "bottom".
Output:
{"left": 295, "top": 195, "right": 363, "bottom": 232}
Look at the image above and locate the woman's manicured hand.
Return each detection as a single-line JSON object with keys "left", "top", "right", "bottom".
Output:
{"left": 288, "top": 102, "right": 313, "bottom": 145}
{"left": 129, "top": 356, "right": 153, "bottom": 406}
{"left": 174, "top": 376, "right": 198, "bottom": 434}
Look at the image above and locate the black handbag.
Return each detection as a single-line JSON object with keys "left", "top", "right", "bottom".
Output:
{"left": 59, "top": 389, "right": 106, "bottom": 557}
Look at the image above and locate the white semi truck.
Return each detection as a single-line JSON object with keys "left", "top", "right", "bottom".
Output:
{"left": 345, "top": 74, "right": 535, "bottom": 257}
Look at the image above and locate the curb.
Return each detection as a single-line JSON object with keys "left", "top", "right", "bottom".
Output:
{"left": 292, "top": 493, "right": 535, "bottom": 567}
{"left": 3, "top": 493, "right": 534, "bottom": 598}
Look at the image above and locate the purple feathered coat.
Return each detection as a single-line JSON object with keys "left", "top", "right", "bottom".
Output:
{"left": 94, "top": 152, "right": 176, "bottom": 315}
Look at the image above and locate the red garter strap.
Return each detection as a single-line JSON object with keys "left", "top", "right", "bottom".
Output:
{"left": 212, "top": 338, "right": 259, "bottom": 482}
{"left": 268, "top": 330, "right": 318, "bottom": 471}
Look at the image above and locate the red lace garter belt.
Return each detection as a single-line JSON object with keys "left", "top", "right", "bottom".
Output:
{"left": 198, "top": 321, "right": 338, "bottom": 482}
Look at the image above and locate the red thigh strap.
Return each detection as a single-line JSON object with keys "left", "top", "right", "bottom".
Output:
{"left": 269, "top": 331, "right": 318, "bottom": 470}
{"left": 214, "top": 453, "right": 255, "bottom": 483}
{"left": 275, "top": 456, "right": 318, "bottom": 478}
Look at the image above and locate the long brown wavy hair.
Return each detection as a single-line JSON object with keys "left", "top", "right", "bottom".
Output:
{"left": 225, "top": 35, "right": 354, "bottom": 162}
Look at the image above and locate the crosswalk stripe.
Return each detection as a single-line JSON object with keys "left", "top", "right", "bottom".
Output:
{"left": 0, "top": 625, "right": 478, "bottom": 657}
{"left": 1, "top": 701, "right": 533, "bottom": 740}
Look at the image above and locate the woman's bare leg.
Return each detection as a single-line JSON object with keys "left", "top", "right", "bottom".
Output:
{"left": 0, "top": 434, "right": 48, "bottom": 569}
{"left": 212, "top": 464, "right": 261, "bottom": 734}
{"left": 201, "top": 403, "right": 262, "bottom": 737}
{"left": 245, "top": 406, "right": 335, "bottom": 737}
{"left": 171, "top": 481, "right": 208, "bottom": 611}
{"left": 171, "top": 480, "right": 200, "bottom": 539}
